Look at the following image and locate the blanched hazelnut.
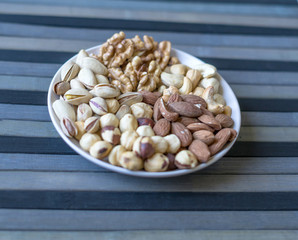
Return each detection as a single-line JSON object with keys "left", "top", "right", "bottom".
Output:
{"left": 74, "top": 121, "right": 86, "bottom": 140}
{"left": 108, "top": 145, "right": 126, "bottom": 166}
{"left": 166, "top": 153, "right": 177, "bottom": 171}
{"left": 101, "top": 126, "right": 121, "bottom": 145}
{"left": 100, "top": 113, "right": 119, "bottom": 128}
{"left": 106, "top": 98, "right": 120, "bottom": 114}
{"left": 120, "top": 130, "right": 139, "bottom": 150}
{"left": 84, "top": 116, "right": 100, "bottom": 133}
{"left": 151, "top": 136, "right": 168, "bottom": 154}
{"left": 175, "top": 150, "right": 198, "bottom": 169}
{"left": 137, "top": 118, "right": 155, "bottom": 128}
{"left": 79, "top": 133, "right": 101, "bottom": 151}
{"left": 119, "top": 151, "right": 143, "bottom": 171}
{"left": 164, "top": 134, "right": 181, "bottom": 154}
{"left": 133, "top": 137, "right": 155, "bottom": 159}
{"left": 130, "top": 102, "right": 153, "bottom": 119}
{"left": 89, "top": 140, "right": 112, "bottom": 159}
{"left": 136, "top": 125, "right": 155, "bottom": 137}
{"left": 144, "top": 153, "right": 169, "bottom": 172}
{"left": 119, "top": 114, "right": 138, "bottom": 132}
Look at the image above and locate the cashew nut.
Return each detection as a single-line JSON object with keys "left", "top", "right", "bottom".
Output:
{"left": 186, "top": 69, "right": 201, "bottom": 89}
{"left": 200, "top": 77, "right": 220, "bottom": 93}
{"left": 223, "top": 106, "right": 232, "bottom": 117}
{"left": 214, "top": 93, "right": 226, "bottom": 106}
{"left": 202, "top": 86, "right": 224, "bottom": 115}
{"left": 179, "top": 77, "right": 192, "bottom": 95}
{"left": 161, "top": 72, "right": 184, "bottom": 88}
{"left": 162, "top": 86, "right": 179, "bottom": 102}
{"left": 192, "top": 86, "right": 205, "bottom": 97}
{"left": 193, "top": 63, "right": 217, "bottom": 78}
{"left": 157, "top": 84, "right": 167, "bottom": 94}
{"left": 170, "top": 64, "right": 188, "bottom": 75}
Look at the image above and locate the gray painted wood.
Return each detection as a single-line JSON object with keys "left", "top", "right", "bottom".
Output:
{"left": 3, "top": 0, "right": 298, "bottom": 17}
{"left": 0, "top": 172, "right": 298, "bottom": 192}
{"left": 1, "top": 153, "right": 298, "bottom": 175}
{"left": 2, "top": 120, "right": 297, "bottom": 142}
{"left": 0, "top": 230, "right": 298, "bottom": 240}
{"left": 2, "top": 36, "right": 298, "bottom": 61}
{"left": 1, "top": 209, "right": 298, "bottom": 230}
{"left": 2, "top": 23, "right": 298, "bottom": 49}
{"left": 2, "top": 3, "right": 298, "bottom": 29}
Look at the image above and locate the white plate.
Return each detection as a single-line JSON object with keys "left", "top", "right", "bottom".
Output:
{"left": 48, "top": 46, "right": 241, "bottom": 178}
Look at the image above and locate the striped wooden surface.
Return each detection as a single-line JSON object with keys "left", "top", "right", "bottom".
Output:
{"left": 0, "top": 0, "right": 298, "bottom": 239}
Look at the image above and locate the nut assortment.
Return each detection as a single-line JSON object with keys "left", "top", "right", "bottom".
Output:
{"left": 52, "top": 31, "right": 238, "bottom": 172}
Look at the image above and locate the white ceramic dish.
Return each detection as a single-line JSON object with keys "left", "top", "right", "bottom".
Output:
{"left": 48, "top": 45, "right": 241, "bottom": 178}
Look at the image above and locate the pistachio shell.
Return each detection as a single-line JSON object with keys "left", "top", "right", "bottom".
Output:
{"left": 70, "top": 78, "right": 85, "bottom": 90}
{"left": 90, "top": 83, "right": 120, "bottom": 98}
{"left": 61, "top": 61, "right": 80, "bottom": 82}
{"left": 76, "top": 49, "right": 89, "bottom": 68}
{"left": 82, "top": 57, "right": 108, "bottom": 75}
{"left": 53, "top": 81, "right": 70, "bottom": 95}
{"left": 52, "top": 98, "right": 76, "bottom": 121}
{"left": 96, "top": 74, "right": 109, "bottom": 84}
{"left": 64, "top": 88, "right": 93, "bottom": 105}
{"left": 60, "top": 117, "right": 78, "bottom": 138}
{"left": 84, "top": 116, "right": 100, "bottom": 133}
{"left": 78, "top": 68, "right": 98, "bottom": 89}
{"left": 77, "top": 103, "right": 93, "bottom": 121}
{"left": 117, "top": 92, "right": 143, "bottom": 106}
{"left": 89, "top": 97, "right": 108, "bottom": 115}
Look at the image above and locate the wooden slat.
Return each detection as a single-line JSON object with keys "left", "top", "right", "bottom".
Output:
{"left": 1, "top": 36, "right": 298, "bottom": 61}
{"left": 1, "top": 119, "right": 298, "bottom": 142}
{"left": 0, "top": 171, "right": 298, "bottom": 192}
{"left": 1, "top": 153, "right": 298, "bottom": 175}
{"left": 2, "top": 0, "right": 298, "bottom": 17}
{"left": 0, "top": 230, "right": 297, "bottom": 240}
{"left": 1, "top": 3, "right": 298, "bottom": 29}
{"left": 0, "top": 209, "right": 298, "bottom": 230}
{"left": 2, "top": 22, "right": 298, "bottom": 49}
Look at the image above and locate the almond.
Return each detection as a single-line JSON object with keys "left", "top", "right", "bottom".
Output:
{"left": 167, "top": 93, "right": 182, "bottom": 104}
{"left": 153, "top": 97, "right": 162, "bottom": 122}
{"left": 153, "top": 119, "right": 171, "bottom": 137}
{"left": 181, "top": 95, "right": 207, "bottom": 108}
{"left": 140, "top": 91, "right": 162, "bottom": 106}
{"left": 186, "top": 122, "right": 215, "bottom": 132}
{"left": 227, "top": 128, "right": 237, "bottom": 142}
{"left": 215, "top": 114, "right": 234, "bottom": 128}
{"left": 159, "top": 98, "right": 179, "bottom": 121}
{"left": 193, "top": 130, "right": 215, "bottom": 145}
{"left": 209, "top": 128, "right": 231, "bottom": 156}
{"left": 177, "top": 117, "right": 199, "bottom": 127}
{"left": 198, "top": 114, "right": 221, "bottom": 131}
{"left": 168, "top": 102, "right": 202, "bottom": 118}
{"left": 189, "top": 140, "right": 211, "bottom": 163}
{"left": 171, "top": 122, "right": 192, "bottom": 147}
{"left": 201, "top": 107, "right": 214, "bottom": 117}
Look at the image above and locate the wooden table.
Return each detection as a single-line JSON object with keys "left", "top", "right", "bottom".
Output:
{"left": 0, "top": 0, "right": 298, "bottom": 239}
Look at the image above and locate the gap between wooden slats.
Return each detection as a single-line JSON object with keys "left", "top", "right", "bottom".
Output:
{"left": 0, "top": 120, "right": 298, "bottom": 142}
{"left": 2, "top": 23, "right": 298, "bottom": 49}
{"left": 1, "top": 209, "right": 298, "bottom": 230}
{"left": 1, "top": 0, "right": 298, "bottom": 17}
{"left": 0, "top": 3, "right": 298, "bottom": 29}
{"left": 0, "top": 153, "right": 298, "bottom": 174}
{"left": 1, "top": 172, "right": 298, "bottom": 192}
{"left": 0, "top": 230, "right": 297, "bottom": 240}
{"left": 1, "top": 36, "right": 298, "bottom": 61}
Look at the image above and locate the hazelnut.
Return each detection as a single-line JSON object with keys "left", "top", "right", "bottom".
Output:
{"left": 119, "top": 114, "right": 138, "bottom": 132}
{"left": 175, "top": 150, "right": 198, "bottom": 169}
{"left": 74, "top": 121, "right": 86, "bottom": 140}
{"left": 144, "top": 153, "right": 169, "bottom": 172}
{"left": 133, "top": 137, "right": 155, "bottom": 159}
{"left": 84, "top": 116, "right": 100, "bottom": 133}
{"left": 166, "top": 153, "right": 177, "bottom": 171}
{"left": 108, "top": 145, "right": 126, "bottom": 166}
{"left": 101, "top": 126, "right": 121, "bottom": 145}
{"left": 130, "top": 102, "right": 153, "bottom": 119}
{"left": 106, "top": 98, "right": 120, "bottom": 114}
{"left": 119, "top": 151, "right": 143, "bottom": 171}
{"left": 100, "top": 113, "right": 119, "bottom": 128}
{"left": 164, "top": 134, "right": 181, "bottom": 154}
{"left": 79, "top": 133, "right": 101, "bottom": 151}
{"left": 89, "top": 140, "right": 112, "bottom": 159}
{"left": 137, "top": 118, "right": 155, "bottom": 128}
{"left": 136, "top": 125, "right": 155, "bottom": 137}
{"left": 120, "top": 130, "right": 139, "bottom": 150}
{"left": 151, "top": 136, "right": 168, "bottom": 154}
